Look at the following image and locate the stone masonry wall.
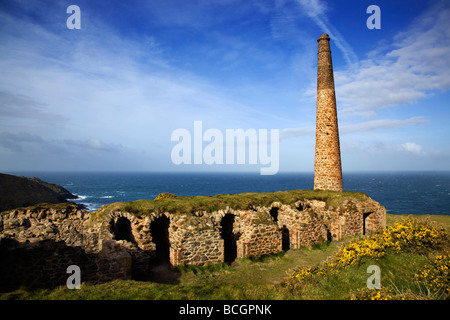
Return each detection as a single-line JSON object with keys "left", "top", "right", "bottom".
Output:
{"left": 170, "top": 228, "right": 224, "bottom": 266}
{"left": 274, "top": 201, "right": 328, "bottom": 249}
{"left": 0, "top": 205, "right": 132, "bottom": 291}
{"left": 0, "top": 204, "right": 101, "bottom": 252}
{"left": 237, "top": 223, "right": 281, "bottom": 258}
{"left": 314, "top": 33, "right": 343, "bottom": 192}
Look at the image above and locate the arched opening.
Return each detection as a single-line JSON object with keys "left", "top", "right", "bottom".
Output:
{"left": 111, "top": 217, "right": 134, "bottom": 243}
{"left": 281, "top": 225, "right": 290, "bottom": 251}
{"left": 150, "top": 215, "right": 170, "bottom": 263}
{"left": 269, "top": 207, "right": 279, "bottom": 222}
{"left": 221, "top": 214, "right": 237, "bottom": 264}
{"left": 326, "top": 228, "right": 332, "bottom": 241}
{"left": 363, "top": 212, "right": 373, "bottom": 235}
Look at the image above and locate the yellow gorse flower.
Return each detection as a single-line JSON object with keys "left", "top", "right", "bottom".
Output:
{"left": 287, "top": 218, "right": 448, "bottom": 289}
{"left": 154, "top": 192, "right": 176, "bottom": 200}
{"left": 416, "top": 255, "right": 450, "bottom": 294}
{"left": 351, "top": 288, "right": 397, "bottom": 300}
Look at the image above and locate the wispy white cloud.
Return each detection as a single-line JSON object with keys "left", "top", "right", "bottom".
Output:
{"left": 343, "top": 139, "right": 450, "bottom": 159}
{"left": 295, "top": 0, "right": 358, "bottom": 67}
{"left": 0, "top": 132, "right": 51, "bottom": 153}
{"left": 0, "top": 131, "right": 159, "bottom": 171}
{"left": 0, "top": 91, "right": 67, "bottom": 124}
{"left": 348, "top": 140, "right": 450, "bottom": 162}
{"left": 400, "top": 142, "right": 424, "bottom": 155}
{"left": 340, "top": 117, "right": 428, "bottom": 134}
{"left": 335, "top": 1, "right": 450, "bottom": 118}
{"left": 0, "top": 5, "right": 284, "bottom": 146}
{"left": 64, "top": 138, "right": 125, "bottom": 153}
{"left": 295, "top": 1, "right": 450, "bottom": 119}
{"left": 280, "top": 126, "right": 314, "bottom": 140}
{"left": 280, "top": 116, "right": 428, "bottom": 140}
{"left": 0, "top": 132, "right": 125, "bottom": 154}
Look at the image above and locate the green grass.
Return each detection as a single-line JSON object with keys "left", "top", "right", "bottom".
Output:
{"left": 1, "top": 213, "right": 448, "bottom": 300}
{"left": 92, "top": 189, "right": 368, "bottom": 220}
{"left": 286, "top": 252, "right": 433, "bottom": 300}
{"left": 0, "top": 251, "right": 435, "bottom": 300}
{"left": 386, "top": 213, "right": 450, "bottom": 231}
{"left": 0, "top": 241, "right": 345, "bottom": 300}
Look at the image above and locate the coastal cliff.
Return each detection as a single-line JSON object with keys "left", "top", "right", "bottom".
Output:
{"left": 0, "top": 173, "right": 78, "bottom": 212}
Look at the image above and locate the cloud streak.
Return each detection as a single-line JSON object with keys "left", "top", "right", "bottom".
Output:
{"left": 281, "top": 116, "right": 427, "bottom": 140}
{"left": 0, "top": 132, "right": 125, "bottom": 155}
{"left": 335, "top": 2, "right": 450, "bottom": 117}
{"left": 295, "top": 0, "right": 358, "bottom": 67}
{"left": 0, "top": 91, "right": 67, "bottom": 124}
{"left": 400, "top": 142, "right": 424, "bottom": 155}
{"left": 295, "top": 1, "right": 450, "bottom": 119}
{"left": 340, "top": 117, "right": 428, "bottom": 134}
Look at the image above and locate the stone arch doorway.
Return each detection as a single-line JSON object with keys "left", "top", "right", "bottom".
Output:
{"left": 150, "top": 215, "right": 170, "bottom": 263}
{"left": 111, "top": 217, "right": 135, "bottom": 243}
{"left": 221, "top": 214, "right": 237, "bottom": 264}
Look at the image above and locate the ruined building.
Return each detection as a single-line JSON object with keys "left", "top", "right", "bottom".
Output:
{"left": 1, "top": 191, "right": 386, "bottom": 290}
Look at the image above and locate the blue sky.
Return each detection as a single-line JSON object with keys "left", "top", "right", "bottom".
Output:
{"left": 0, "top": 0, "right": 449, "bottom": 173}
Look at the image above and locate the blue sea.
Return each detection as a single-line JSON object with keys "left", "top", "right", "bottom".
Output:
{"left": 7, "top": 171, "right": 450, "bottom": 215}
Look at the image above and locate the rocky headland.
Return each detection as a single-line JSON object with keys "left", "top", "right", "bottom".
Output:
{"left": 0, "top": 173, "right": 79, "bottom": 212}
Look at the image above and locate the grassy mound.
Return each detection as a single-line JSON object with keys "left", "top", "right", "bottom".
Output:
{"left": 93, "top": 189, "right": 368, "bottom": 219}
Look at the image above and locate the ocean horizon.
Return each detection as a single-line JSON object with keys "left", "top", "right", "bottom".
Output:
{"left": 4, "top": 171, "right": 450, "bottom": 216}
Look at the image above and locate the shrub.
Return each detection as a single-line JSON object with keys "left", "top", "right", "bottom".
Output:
{"left": 380, "top": 218, "right": 448, "bottom": 253}
{"left": 416, "top": 255, "right": 450, "bottom": 295}
{"left": 154, "top": 193, "right": 176, "bottom": 200}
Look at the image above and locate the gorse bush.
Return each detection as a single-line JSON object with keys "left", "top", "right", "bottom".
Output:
{"left": 334, "top": 237, "right": 386, "bottom": 269}
{"left": 416, "top": 255, "right": 450, "bottom": 295}
{"left": 286, "top": 218, "right": 449, "bottom": 291}
{"left": 350, "top": 287, "right": 399, "bottom": 300}
{"left": 381, "top": 218, "right": 448, "bottom": 253}
{"left": 154, "top": 193, "right": 176, "bottom": 200}
{"left": 333, "top": 218, "right": 448, "bottom": 269}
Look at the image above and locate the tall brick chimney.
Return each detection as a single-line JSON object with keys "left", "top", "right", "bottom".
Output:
{"left": 314, "top": 34, "right": 343, "bottom": 192}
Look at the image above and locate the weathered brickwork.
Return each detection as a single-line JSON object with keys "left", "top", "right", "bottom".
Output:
{"left": 314, "top": 34, "right": 343, "bottom": 192}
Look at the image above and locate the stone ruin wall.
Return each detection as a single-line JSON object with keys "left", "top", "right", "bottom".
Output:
{"left": 0, "top": 205, "right": 132, "bottom": 290}
{"left": 0, "top": 197, "right": 386, "bottom": 290}
{"left": 237, "top": 223, "right": 281, "bottom": 258}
